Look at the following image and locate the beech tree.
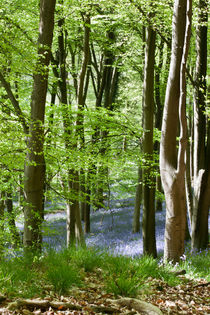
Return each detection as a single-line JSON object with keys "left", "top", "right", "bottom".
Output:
{"left": 191, "top": 0, "right": 209, "bottom": 251}
{"left": 142, "top": 25, "right": 157, "bottom": 257}
{"left": 160, "top": 0, "right": 192, "bottom": 262}
{"left": 24, "top": 0, "right": 56, "bottom": 249}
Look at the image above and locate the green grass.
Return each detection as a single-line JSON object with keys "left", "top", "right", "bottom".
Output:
{"left": 102, "top": 254, "right": 181, "bottom": 297}
{"left": 0, "top": 254, "right": 43, "bottom": 298}
{"left": 0, "top": 247, "right": 209, "bottom": 299}
{"left": 180, "top": 249, "right": 210, "bottom": 281}
{"left": 103, "top": 255, "right": 145, "bottom": 296}
{"left": 65, "top": 246, "right": 103, "bottom": 272}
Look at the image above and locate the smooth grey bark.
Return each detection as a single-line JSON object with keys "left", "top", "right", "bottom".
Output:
{"left": 191, "top": 0, "right": 209, "bottom": 250}
{"left": 142, "top": 27, "right": 157, "bottom": 257}
{"left": 24, "top": 0, "right": 56, "bottom": 249}
{"left": 160, "top": 0, "right": 192, "bottom": 262}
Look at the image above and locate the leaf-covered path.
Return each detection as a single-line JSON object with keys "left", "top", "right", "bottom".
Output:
{"left": 0, "top": 269, "right": 209, "bottom": 314}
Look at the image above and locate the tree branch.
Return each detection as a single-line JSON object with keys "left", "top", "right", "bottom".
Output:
{"left": 0, "top": 71, "right": 29, "bottom": 134}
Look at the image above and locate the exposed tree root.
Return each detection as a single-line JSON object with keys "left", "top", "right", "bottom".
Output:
{"left": 7, "top": 298, "right": 121, "bottom": 313}
{"left": 108, "top": 297, "right": 163, "bottom": 314}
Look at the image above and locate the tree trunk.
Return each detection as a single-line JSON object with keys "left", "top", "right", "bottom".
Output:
{"left": 154, "top": 37, "right": 164, "bottom": 213}
{"left": 132, "top": 26, "right": 145, "bottom": 233}
{"left": 156, "top": 176, "right": 163, "bottom": 212}
{"left": 77, "top": 15, "right": 90, "bottom": 232}
{"left": 185, "top": 124, "right": 193, "bottom": 228}
{"left": 5, "top": 191, "right": 20, "bottom": 246}
{"left": 66, "top": 171, "right": 85, "bottom": 246}
{"left": 142, "top": 27, "right": 157, "bottom": 257}
{"left": 160, "top": 0, "right": 192, "bottom": 262}
{"left": 54, "top": 12, "right": 85, "bottom": 247}
{"left": 24, "top": 0, "right": 56, "bottom": 250}
{"left": 132, "top": 167, "right": 142, "bottom": 233}
{"left": 90, "top": 31, "right": 119, "bottom": 209}
{"left": 0, "top": 192, "right": 5, "bottom": 255}
{"left": 84, "top": 179, "right": 91, "bottom": 234}
{"left": 191, "top": 0, "right": 209, "bottom": 251}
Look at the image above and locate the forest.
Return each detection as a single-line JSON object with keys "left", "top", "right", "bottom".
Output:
{"left": 0, "top": 0, "right": 209, "bottom": 314}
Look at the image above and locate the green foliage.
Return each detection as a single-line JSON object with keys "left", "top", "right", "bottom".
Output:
{"left": 0, "top": 247, "right": 209, "bottom": 300}
{"left": 179, "top": 249, "right": 210, "bottom": 281}
{"left": 65, "top": 246, "right": 103, "bottom": 272}
{"left": 136, "top": 256, "right": 180, "bottom": 286}
{"left": 104, "top": 255, "right": 145, "bottom": 297}
{"left": 0, "top": 255, "right": 43, "bottom": 298}
{"left": 106, "top": 272, "right": 142, "bottom": 297}
{"left": 44, "top": 250, "right": 82, "bottom": 294}
{"left": 103, "top": 254, "right": 182, "bottom": 297}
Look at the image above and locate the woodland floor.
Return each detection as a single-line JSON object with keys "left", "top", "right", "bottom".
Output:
{"left": 0, "top": 269, "right": 209, "bottom": 314}
{"left": 2, "top": 199, "right": 209, "bottom": 314}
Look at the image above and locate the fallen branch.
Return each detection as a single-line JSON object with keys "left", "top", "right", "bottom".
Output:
{"left": 7, "top": 298, "right": 121, "bottom": 314}
{"left": 90, "top": 304, "right": 120, "bottom": 313}
{"left": 7, "top": 299, "right": 82, "bottom": 311}
{"left": 108, "top": 297, "right": 163, "bottom": 315}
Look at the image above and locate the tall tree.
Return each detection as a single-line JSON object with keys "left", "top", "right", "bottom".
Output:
{"left": 191, "top": 0, "right": 209, "bottom": 250}
{"left": 76, "top": 14, "right": 91, "bottom": 234}
{"left": 160, "top": 0, "right": 192, "bottom": 262}
{"left": 132, "top": 26, "right": 145, "bottom": 234}
{"left": 142, "top": 25, "right": 157, "bottom": 257}
{"left": 24, "top": 0, "right": 56, "bottom": 249}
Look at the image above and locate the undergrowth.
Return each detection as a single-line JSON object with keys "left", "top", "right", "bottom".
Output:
{"left": 0, "top": 246, "right": 209, "bottom": 299}
{"left": 0, "top": 254, "right": 43, "bottom": 298}
{"left": 180, "top": 248, "right": 210, "bottom": 281}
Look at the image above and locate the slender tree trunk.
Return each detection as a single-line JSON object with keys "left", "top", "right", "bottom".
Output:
{"left": 155, "top": 176, "right": 163, "bottom": 212}
{"left": 154, "top": 37, "right": 164, "bottom": 213}
{"left": 132, "top": 167, "right": 142, "bottom": 233}
{"left": 66, "top": 171, "right": 85, "bottom": 246}
{"left": 133, "top": 26, "right": 145, "bottom": 232}
{"left": 0, "top": 192, "right": 5, "bottom": 255}
{"left": 191, "top": 0, "right": 209, "bottom": 250}
{"left": 185, "top": 123, "right": 193, "bottom": 228}
{"left": 5, "top": 191, "right": 20, "bottom": 246}
{"left": 53, "top": 12, "right": 85, "bottom": 246}
{"left": 77, "top": 15, "right": 90, "bottom": 232}
{"left": 23, "top": 0, "right": 56, "bottom": 249}
{"left": 160, "top": 0, "right": 192, "bottom": 262}
{"left": 90, "top": 31, "right": 119, "bottom": 209}
{"left": 142, "top": 27, "right": 157, "bottom": 257}
{"left": 84, "top": 173, "right": 91, "bottom": 234}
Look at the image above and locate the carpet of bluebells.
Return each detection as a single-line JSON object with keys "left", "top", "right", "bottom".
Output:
{"left": 16, "top": 198, "right": 210, "bottom": 257}
{"left": 39, "top": 198, "right": 166, "bottom": 257}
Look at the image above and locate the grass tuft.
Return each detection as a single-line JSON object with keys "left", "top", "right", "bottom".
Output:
{"left": 0, "top": 255, "right": 43, "bottom": 298}
{"left": 104, "top": 255, "right": 145, "bottom": 297}
{"left": 180, "top": 249, "right": 210, "bottom": 281}
{"left": 44, "top": 250, "right": 81, "bottom": 294}
{"left": 67, "top": 246, "right": 103, "bottom": 272}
